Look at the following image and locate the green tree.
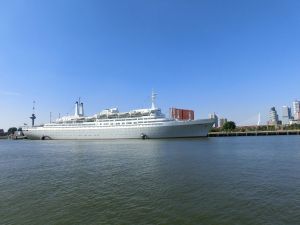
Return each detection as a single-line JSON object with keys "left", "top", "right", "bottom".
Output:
{"left": 222, "top": 121, "right": 236, "bottom": 131}
{"left": 7, "top": 127, "right": 17, "bottom": 135}
{"left": 210, "top": 127, "right": 221, "bottom": 133}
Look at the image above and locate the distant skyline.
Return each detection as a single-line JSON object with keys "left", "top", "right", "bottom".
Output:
{"left": 1, "top": 0, "right": 300, "bottom": 130}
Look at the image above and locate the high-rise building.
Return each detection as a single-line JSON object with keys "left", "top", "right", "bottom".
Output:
{"left": 219, "top": 118, "right": 227, "bottom": 127}
{"left": 282, "top": 106, "right": 292, "bottom": 125}
{"left": 268, "top": 107, "right": 279, "bottom": 125}
{"left": 209, "top": 113, "right": 218, "bottom": 128}
{"left": 292, "top": 100, "right": 300, "bottom": 120}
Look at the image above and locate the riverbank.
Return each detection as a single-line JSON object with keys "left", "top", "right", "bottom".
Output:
{"left": 209, "top": 130, "right": 300, "bottom": 137}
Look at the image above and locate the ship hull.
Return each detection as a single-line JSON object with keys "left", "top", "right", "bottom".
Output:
{"left": 23, "top": 119, "right": 214, "bottom": 140}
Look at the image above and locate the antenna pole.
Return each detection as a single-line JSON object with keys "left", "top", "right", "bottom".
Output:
{"left": 33, "top": 101, "right": 35, "bottom": 113}
{"left": 30, "top": 100, "right": 36, "bottom": 127}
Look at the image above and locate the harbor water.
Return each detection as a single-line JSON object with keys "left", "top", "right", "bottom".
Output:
{"left": 0, "top": 136, "right": 300, "bottom": 225}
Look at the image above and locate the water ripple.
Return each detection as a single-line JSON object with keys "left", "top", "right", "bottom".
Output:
{"left": 0, "top": 136, "right": 300, "bottom": 225}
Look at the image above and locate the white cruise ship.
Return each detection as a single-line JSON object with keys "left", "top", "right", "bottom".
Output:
{"left": 23, "top": 92, "right": 214, "bottom": 140}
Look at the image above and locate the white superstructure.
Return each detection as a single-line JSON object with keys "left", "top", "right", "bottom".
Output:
{"left": 23, "top": 92, "right": 214, "bottom": 140}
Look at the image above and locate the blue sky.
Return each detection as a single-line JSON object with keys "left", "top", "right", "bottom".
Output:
{"left": 1, "top": 0, "right": 300, "bottom": 130}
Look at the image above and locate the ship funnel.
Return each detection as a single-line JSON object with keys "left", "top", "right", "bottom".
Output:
{"left": 75, "top": 101, "right": 79, "bottom": 116}
{"left": 79, "top": 102, "right": 84, "bottom": 116}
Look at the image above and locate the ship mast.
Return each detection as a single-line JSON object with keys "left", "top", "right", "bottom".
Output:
{"left": 151, "top": 90, "right": 157, "bottom": 109}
